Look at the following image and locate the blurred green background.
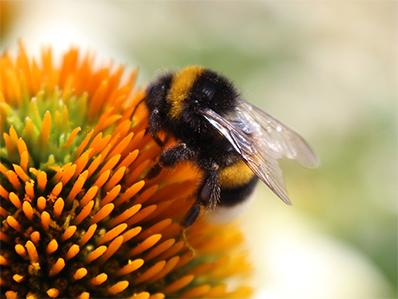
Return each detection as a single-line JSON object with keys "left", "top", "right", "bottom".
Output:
{"left": 1, "top": 1, "right": 396, "bottom": 298}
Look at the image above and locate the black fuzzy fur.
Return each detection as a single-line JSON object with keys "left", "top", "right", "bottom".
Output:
{"left": 218, "top": 177, "right": 258, "bottom": 207}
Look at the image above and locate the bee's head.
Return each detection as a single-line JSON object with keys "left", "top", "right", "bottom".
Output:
{"left": 145, "top": 72, "right": 173, "bottom": 116}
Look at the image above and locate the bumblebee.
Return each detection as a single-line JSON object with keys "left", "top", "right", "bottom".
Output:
{"left": 145, "top": 66, "right": 319, "bottom": 226}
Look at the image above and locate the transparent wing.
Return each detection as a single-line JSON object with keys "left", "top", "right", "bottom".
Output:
{"left": 201, "top": 100, "right": 319, "bottom": 205}
{"left": 202, "top": 108, "right": 291, "bottom": 204}
{"left": 237, "top": 100, "right": 319, "bottom": 168}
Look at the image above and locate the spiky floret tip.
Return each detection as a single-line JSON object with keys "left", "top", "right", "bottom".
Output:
{"left": 0, "top": 43, "right": 252, "bottom": 299}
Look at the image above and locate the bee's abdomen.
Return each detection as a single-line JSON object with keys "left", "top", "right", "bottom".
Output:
{"left": 218, "top": 160, "right": 258, "bottom": 207}
{"left": 218, "top": 160, "right": 255, "bottom": 188}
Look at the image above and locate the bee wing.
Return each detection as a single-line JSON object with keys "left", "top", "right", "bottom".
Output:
{"left": 237, "top": 100, "right": 320, "bottom": 168}
{"left": 202, "top": 100, "right": 319, "bottom": 205}
{"left": 202, "top": 107, "right": 291, "bottom": 204}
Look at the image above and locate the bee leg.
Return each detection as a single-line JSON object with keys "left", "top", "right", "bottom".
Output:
{"left": 148, "top": 141, "right": 193, "bottom": 179}
{"left": 146, "top": 163, "right": 162, "bottom": 179}
{"left": 183, "top": 203, "right": 201, "bottom": 227}
{"left": 199, "top": 168, "right": 220, "bottom": 210}
{"left": 159, "top": 143, "right": 195, "bottom": 167}
{"left": 149, "top": 108, "right": 165, "bottom": 147}
{"left": 182, "top": 206, "right": 200, "bottom": 255}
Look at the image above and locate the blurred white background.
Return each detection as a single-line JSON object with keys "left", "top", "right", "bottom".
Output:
{"left": 1, "top": 1, "right": 396, "bottom": 298}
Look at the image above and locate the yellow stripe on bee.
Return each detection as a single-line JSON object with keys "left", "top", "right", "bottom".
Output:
{"left": 167, "top": 66, "right": 204, "bottom": 119}
{"left": 218, "top": 160, "right": 255, "bottom": 188}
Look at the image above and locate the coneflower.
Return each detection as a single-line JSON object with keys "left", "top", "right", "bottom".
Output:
{"left": 0, "top": 43, "right": 252, "bottom": 298}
